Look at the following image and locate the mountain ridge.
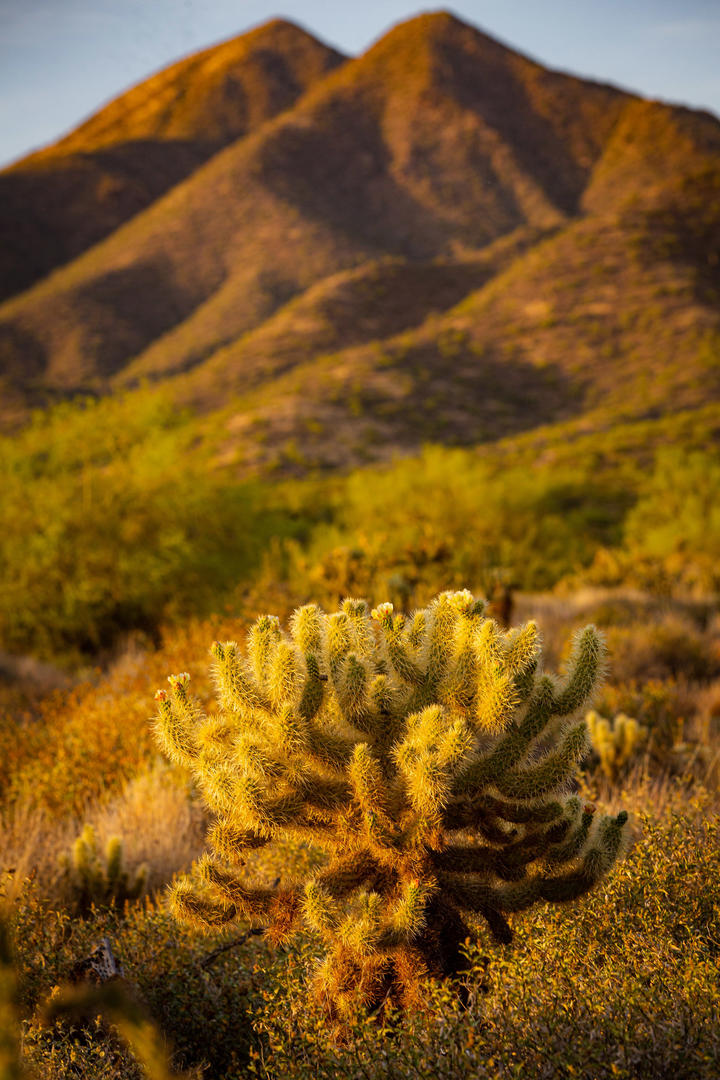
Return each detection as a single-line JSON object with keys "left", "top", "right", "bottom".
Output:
{"left": 0, "top": 19, "right": 345, "bottom": 304}
{"left": 1, "top": 8, "right": 719, "bottom": 472}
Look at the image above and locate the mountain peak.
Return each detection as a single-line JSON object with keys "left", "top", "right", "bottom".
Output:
{"left": 365, "top": 8, "right": 518, "bottom": 61}
{"left": 45, "top": 20, "right": 345, "bottom": 155}
{"left": 0, "top": 17, "right": 346, "bottom": 302}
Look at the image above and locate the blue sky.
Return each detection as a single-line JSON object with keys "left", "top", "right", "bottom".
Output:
{"left": 1, "top": 0, "right": 719, "bottom": 168}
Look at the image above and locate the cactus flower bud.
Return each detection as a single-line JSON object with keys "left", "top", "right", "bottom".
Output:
{"left": 371, "top": 602, "right": 394, "bottom": 621}
{"left": 449, "top": 589, "right": 475, "bottom": 612}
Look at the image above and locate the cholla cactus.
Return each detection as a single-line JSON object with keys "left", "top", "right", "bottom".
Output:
{"left": 155, "top": 592, "right": 628, "bottom": 1021}
{"left": 586, "top": 710, "right": 648, "bottom": 781}
{"left": 60, "top": 825, "right": 147, "bottom": 918}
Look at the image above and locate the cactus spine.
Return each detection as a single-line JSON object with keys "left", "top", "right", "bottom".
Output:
{"left": 155, "top": 592, "right": 628, "bottom": 1022}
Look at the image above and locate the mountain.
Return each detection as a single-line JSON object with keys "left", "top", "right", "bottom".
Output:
{"left": 1, "top": 9, "right": 719, "bottom": 466}
{"left": 0, "top": 19, "right": 345, "bottom": 304}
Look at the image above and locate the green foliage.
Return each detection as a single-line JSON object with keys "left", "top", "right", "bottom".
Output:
{"left": 623, "top": 448, "right": 720, "bottom": 588}
{"left": 0, "top": 392, "right": 301, "bottom": 662}
{"left": 59, "top": 825, "right": 147, "bottom": 918}
{"left": 10, "top": 893, "right": 264, "bottom": 1079}
{"left": 283, "top": 447, "right": 633, "bottom": 607}
{"left": 579, "top": 448, "right": 720, "bottom": 594}
{"left": 2, "top": 388, "right": 719, "bottom": 669}
{"left": 155, "top": 590, "right": 628, "bottom": 1025}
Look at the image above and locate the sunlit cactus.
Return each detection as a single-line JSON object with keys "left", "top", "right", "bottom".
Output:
{"left": 59, "top": 824, "right": 147, "bottom": 917}
{"left": 154, "top": 591, "right": 629, "bottom": 1023}
{"left": 586, "top": 709, "right": 648, "bottom": 781}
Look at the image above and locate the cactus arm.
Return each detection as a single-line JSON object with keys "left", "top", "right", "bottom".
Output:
{"left": 206, "top": 820, "right": 271, "bottom": 863}
{"left": 493, "top": 721, "right": 590, "bottom": 800}
{"left": 305, "top": 725, "right": 358, "bottom": 771}
{"left": 153, "top": 688, "right": 200, "bottom": 769}
{"left": 211, "top": 641, "right": 272, "bottom": 716}
{"left": 199, "top": 855, "right": 295, "bottom": 922}
{"left": 457, "top": 676, "right": 556, "bottom": 793}
{"left": 313, "top": 851, "right": 382, "bottom": 899}
{"left": 552, "top": 625, "right": 607, "bottom": 715}
{"left": 376, "top": 608, "right": 425, "bottom": 687}
{"left": 168, "top": 878, "right": 236, "bottom": 930}
{"left": 297, "top": 653, "right": 326, "bottom": 721}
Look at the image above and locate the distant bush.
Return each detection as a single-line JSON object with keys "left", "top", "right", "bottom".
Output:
{"left": 0, "top": 393, "right": 300, "bottom": 662}
{"left": 624, "top": 450, "right": 720, "bottom": 561}
{"left": 580, "top": 449, "right": 720, "bottom": 595}
{"left": 289, "top": 447, "right": 632, "bottom": 604}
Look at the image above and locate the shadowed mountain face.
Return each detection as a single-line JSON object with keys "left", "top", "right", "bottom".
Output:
{"left": 1, "top": 10, "right": 719, "bottom": 467}
{"left": 0, "top": 19, "right": 345, "bottom": 303}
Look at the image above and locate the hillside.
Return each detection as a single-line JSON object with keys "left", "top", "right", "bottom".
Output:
{"left": 0, "top": 19, "right": 345, "bottom": 305}
{"left": 0, "top": 9, "right": 719, "bottom": 462}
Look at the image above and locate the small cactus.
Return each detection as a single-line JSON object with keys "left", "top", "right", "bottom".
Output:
{"left": 60, "top": 825, "right": 147, "bottom": 917}
{"left": 154, "top": 591, "right": 629, "bottom": 1024}
{"left": 586, "top": 710, "right": 648, "bottom": 781}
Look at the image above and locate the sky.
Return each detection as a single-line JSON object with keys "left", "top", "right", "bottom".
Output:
{"left": 1, "top": 0, "right": 720, "bottom": 168}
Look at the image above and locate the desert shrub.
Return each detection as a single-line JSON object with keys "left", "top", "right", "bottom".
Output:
{"left": 578, "top": 449, "right": 720, "bottom": 595}
{"left": 0, "top": 393, "right": 300, "bottom": 663}
{"left": 154, "top": 590, "right": 628, "bottom": 1030}
{"left": 624, "top": 449, "right": 720, "bottom": 578}
{"left": 290, "top": 448, "right": 631, "bottom": 602}
{"left": 10, "top": 893, "right": 266, "bottom": 1078}
{"left": 603, "top": 614, "right": 720, "bottom": 684}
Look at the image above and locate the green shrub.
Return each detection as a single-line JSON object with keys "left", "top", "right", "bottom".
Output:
{"left": 624, "top": 449, "right": 720, "bottom": 570}
{"left": 0, "top": 393, "right": 300, "bottom": 662}
{"left": 286, "top": 447, "right": 632, "bottom": 603}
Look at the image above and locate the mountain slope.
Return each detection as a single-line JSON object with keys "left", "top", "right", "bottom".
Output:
{"left": 1, "top": 8, "right": 719, "bottom": 464}
{"left": 194, "top": 202, "right": 720, "bottom": 474}
{"left": 0, "top": 11, "right": 633, "bottom": 411}
{"left": 0, "top": 19, "right": 345, "bottom": 304}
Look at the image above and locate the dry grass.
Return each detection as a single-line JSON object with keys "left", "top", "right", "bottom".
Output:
{"left": 0, "top": 762, "right": 206, "bottom": 906}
